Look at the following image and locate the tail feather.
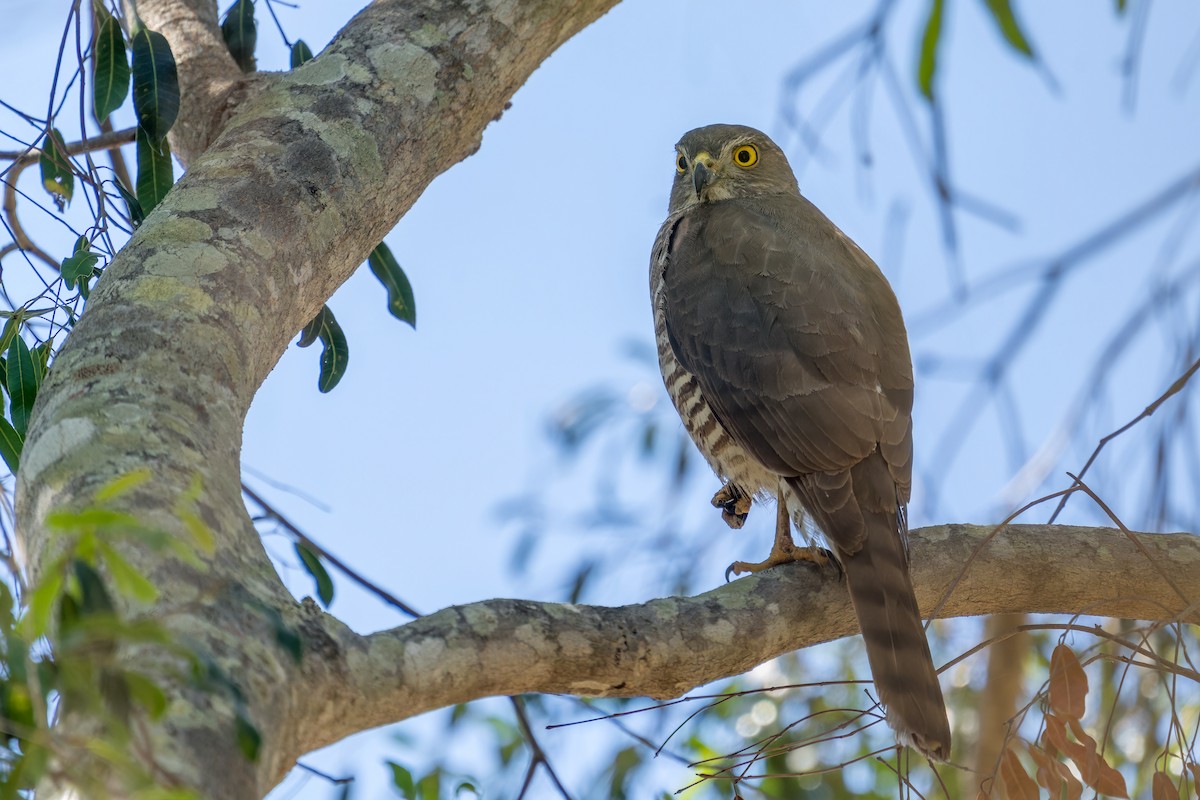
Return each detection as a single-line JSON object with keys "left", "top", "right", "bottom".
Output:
{"left": 789, "top": 453, "right": 950, "bottom": 761}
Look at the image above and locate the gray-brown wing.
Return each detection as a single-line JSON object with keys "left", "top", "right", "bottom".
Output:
{"left": 661, "top": 195, "right": 913, "bottom": 493}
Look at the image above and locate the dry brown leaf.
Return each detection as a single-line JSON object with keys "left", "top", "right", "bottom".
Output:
{"left": 1189, "top": 762, "right": 1200, "bottom": 799}
{"left": 1049, "top": 643, "right": 1088, "bottom": 720}
{"left": 1000, "top": 747, "right": 1040, "bottom": 800}
{"left": 1028, "top": 742, "right": 1083, "bottom": 800}
{"left": 1066, "top": 718, "right": 1128, "bottom": 798}
{"left": 1155, "top": 771, "right": 1183, "bottom": 800}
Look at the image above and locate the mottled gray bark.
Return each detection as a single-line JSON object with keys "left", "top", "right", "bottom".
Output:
{"left": 17, "top": 0, "right": 621, "bottom": 797}
{"left": 304, "top": 524, "right": 1200, "bottom": 749}
{"left": 12, "top": 1, "right": 1199, "bottom": 798}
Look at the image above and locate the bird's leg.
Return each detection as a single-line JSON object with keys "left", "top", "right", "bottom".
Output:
{"left": 726, "top": 488, "right": 832, "bottom": 579}
{"left": 711, "top": 483, "right": 751, "bottom": 529}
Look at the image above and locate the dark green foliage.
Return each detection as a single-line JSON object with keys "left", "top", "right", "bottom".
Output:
{"left": 135, "top": 126, "right": 174, "bottom": 215}
{"left": 131, "top": 27, "right": 179, "bottom": 142}
{"left": 221, "top": 0, "right": 257, "bottom": 73}
{"left": 93, "top": 4, "right": 130, "bottom": 123}
{"left": 290, "top": 39, "right": 313, "bottom": 68}
{"left": 294, "top": 541, "right": 334, "bottom": 607}
{"left": 61, "top": 236, "right": 100, "bottom": 291}
{"left": 298, "top": 305, "right": 349, "bottom": 393}
{"left": 368, "top": 243, "right": 417, "bottom": 328}
{"left": 6, "top": 335, "right": 39, "bottom": 437}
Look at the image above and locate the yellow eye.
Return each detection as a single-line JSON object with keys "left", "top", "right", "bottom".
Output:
{"left": 732, "top": 144, "right": 758, "bottom": 168}
{"left": 676, "top": 153, "right": 687, "bottom": 173}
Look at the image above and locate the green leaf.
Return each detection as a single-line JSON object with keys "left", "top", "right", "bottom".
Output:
{"left": 124, "top": 670, "right": 169, "bottom": 719}
{"left": 24, "top": 565, "right": 64, "bottom": 639}
{"left": 31, "top": 339, "right": 52, "bottom": 383}
{"left": 6, "top": 335, "right": 39, "bottom": 437}
{"left": 73, "top": 559, "right": 115, "bottom": 615}
{"left": 1115, "top": 0, "right": 1127, "bottom": 12}
{"left": 290, "top": 39, "right": 313, "bottom": 68}
{"left": 40, "top": 127, "right": 74, "bottom": 205}
{"left": 62, "top": 236, "right": 100, "bottom": 291}
{"left": 115, "top": 179, "right": 145, "bottom": 228}
{"left": 131, "top": 27, "right": 179, "bottom": 142}
{"left": 136, "top": 126, "right": 174, "bottom": 215}
{"left": 294, "top": 541, "right": 334, "bottom": 607}
{"left": 97, "top": 542, "right": 159, "bottom": 604}
{"left": 388, "top": 762, "right": 415, "bottom": 799}
{"left": 979, "top": 0, "right": 1035, "bottom": 58}
{"left": 0, "top": 313, "right": 23, "bottom": 359}
{"left": 0, "top": 415, "right": 23, "bottom": 474}
{"left": 297, "top": 305, "right": 349, "bottom": 393}
{"left": 95, "top": 468, "right": 153, "bottom": 502}
{"left": 221, "top": 0, "right": 257, "bottom": 73}
{"left": 417, "top": 772, "right": 440, "bottom": 800}
{"left": 368, "top": 243, "right": 417, "bottom": 328}
{"left": 234, "top": 711, "right": 261, "bottom": 761}
{"left": 93, "top": 5, "right": 131, "bottom": 123}
{"left": 917, "top": 0, "right": 944, "bottom": 102}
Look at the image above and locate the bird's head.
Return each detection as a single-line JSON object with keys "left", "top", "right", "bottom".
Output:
{"left": 668, "top": 124, "right": 800, "bottom": 213}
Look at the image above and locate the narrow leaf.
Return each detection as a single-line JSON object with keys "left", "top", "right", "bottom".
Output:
{"left": 93, "top": 7, "right": 131, "bottom": 123}
{"left": 389, "top": 762, "right": 415, "bottom": 799}
{"left": 999, "top": 747, "right": 1038, "bottom": 800}
{"left": 1048, "top": 644, "right": 1087, "bottom": 719}
{"left": 115, "top": 179, "right": 145, "bottom": 228}
{"left": 24, "top": 564, "right": 64, "bottom": 639}
{"left": 220, "top": 0, "right": 257, "bottom": 73}
{"left": 124, "top": 671, "right": 169, "bottom": 719}
{"left": 234, "top": 711, "right": 262, "bottom": 761}
{"left": 297, "top": 305, "right": 349, "bottom": 393}
{"left": 294, "top": 541, "right": 334, "bottom": 607}
{"left": 97, "top": 542, "right": 159, "bottom": 604}
{"left": 73, "top": 558, "right": 115, "bottom": 615}
{"left": 40, "top": 127, "right": 74, "bottom": 205}
{"left": 7, "top": 335, "right": 39, "bottom": 437}
{"left": 0, "top": 415, "right": 23, "bottom": 474}
{"left": 131, "top": 27, "right": 179, "bottom": 142}
{"left": 0, "top": 314, "right": 22, "bottom": 359}
{"left": 367, "top": 243, "right": 417, "bottom": 328}
{"left": 95, "top": 468, "right": 153, "bottom": 502}
{"left": 290, "top": 39, "right": 313, "bottom": 68}
{"left": 917, "top": 0, "right": 944, "bottom": 102}
{"left": 136, "top": 126, "right": 174, "bottom": 215}
{"left": 979, "top": 0, "right": 1035, "bottom": 58}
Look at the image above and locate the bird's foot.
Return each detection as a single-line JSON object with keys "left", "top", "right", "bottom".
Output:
{"left": 724, "top": 544, "right": 835, "bottom": 582}
{"left": 711, "top": 484, "right": 751, "bottom": 529}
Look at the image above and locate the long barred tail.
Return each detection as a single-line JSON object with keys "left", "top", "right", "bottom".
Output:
{"left": 789, "top": 454, "right": 950, "bottom": 761}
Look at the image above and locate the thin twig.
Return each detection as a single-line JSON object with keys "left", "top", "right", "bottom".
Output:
{"left": 241, "top": 481, "right": 423, "bottom": 618}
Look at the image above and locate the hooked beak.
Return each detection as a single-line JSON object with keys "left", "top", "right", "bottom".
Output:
{"left": 691, "top": 152, "right": 717, "bottom": 198}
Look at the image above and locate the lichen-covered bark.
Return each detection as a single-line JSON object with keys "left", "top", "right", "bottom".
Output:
{"left": 14, "top": 1, "right": 1200, "bottom": 798}
{"left": 17, "top": 0, "right": 620, "bottom": 797}
{"left": 304, "top": 524, "right": 1200, "bottom": 750}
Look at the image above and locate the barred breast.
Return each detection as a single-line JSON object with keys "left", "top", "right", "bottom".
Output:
{"left": 650, "top": 214, "right": 778, "bottom": 504}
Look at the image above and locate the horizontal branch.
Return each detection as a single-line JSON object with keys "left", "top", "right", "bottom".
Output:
{"left": 301, "top": 523, "right": 1199, "bottom": 751}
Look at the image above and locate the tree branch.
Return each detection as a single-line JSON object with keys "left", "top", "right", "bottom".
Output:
{"left": 299, "top": 524, "right": 1200, "bottom": 752}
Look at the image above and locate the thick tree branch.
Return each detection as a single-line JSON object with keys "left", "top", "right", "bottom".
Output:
{"left": 17, "top": 1, "right": 619, "bottom": 797}
{"left": 300, "top": 524, "right": 1199, "bottom": 752}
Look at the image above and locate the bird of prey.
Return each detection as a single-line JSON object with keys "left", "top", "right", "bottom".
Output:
{"left": 649, "top": 123, "right": 950, "bottom": 761}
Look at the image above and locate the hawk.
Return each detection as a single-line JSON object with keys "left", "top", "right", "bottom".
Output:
{"left": 650, "top": 123, "right": 950, "bottom": 760}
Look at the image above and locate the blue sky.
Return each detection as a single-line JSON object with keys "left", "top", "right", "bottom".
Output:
{"left": 2, "top": 0, "right": 1198, "bottom": 797}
